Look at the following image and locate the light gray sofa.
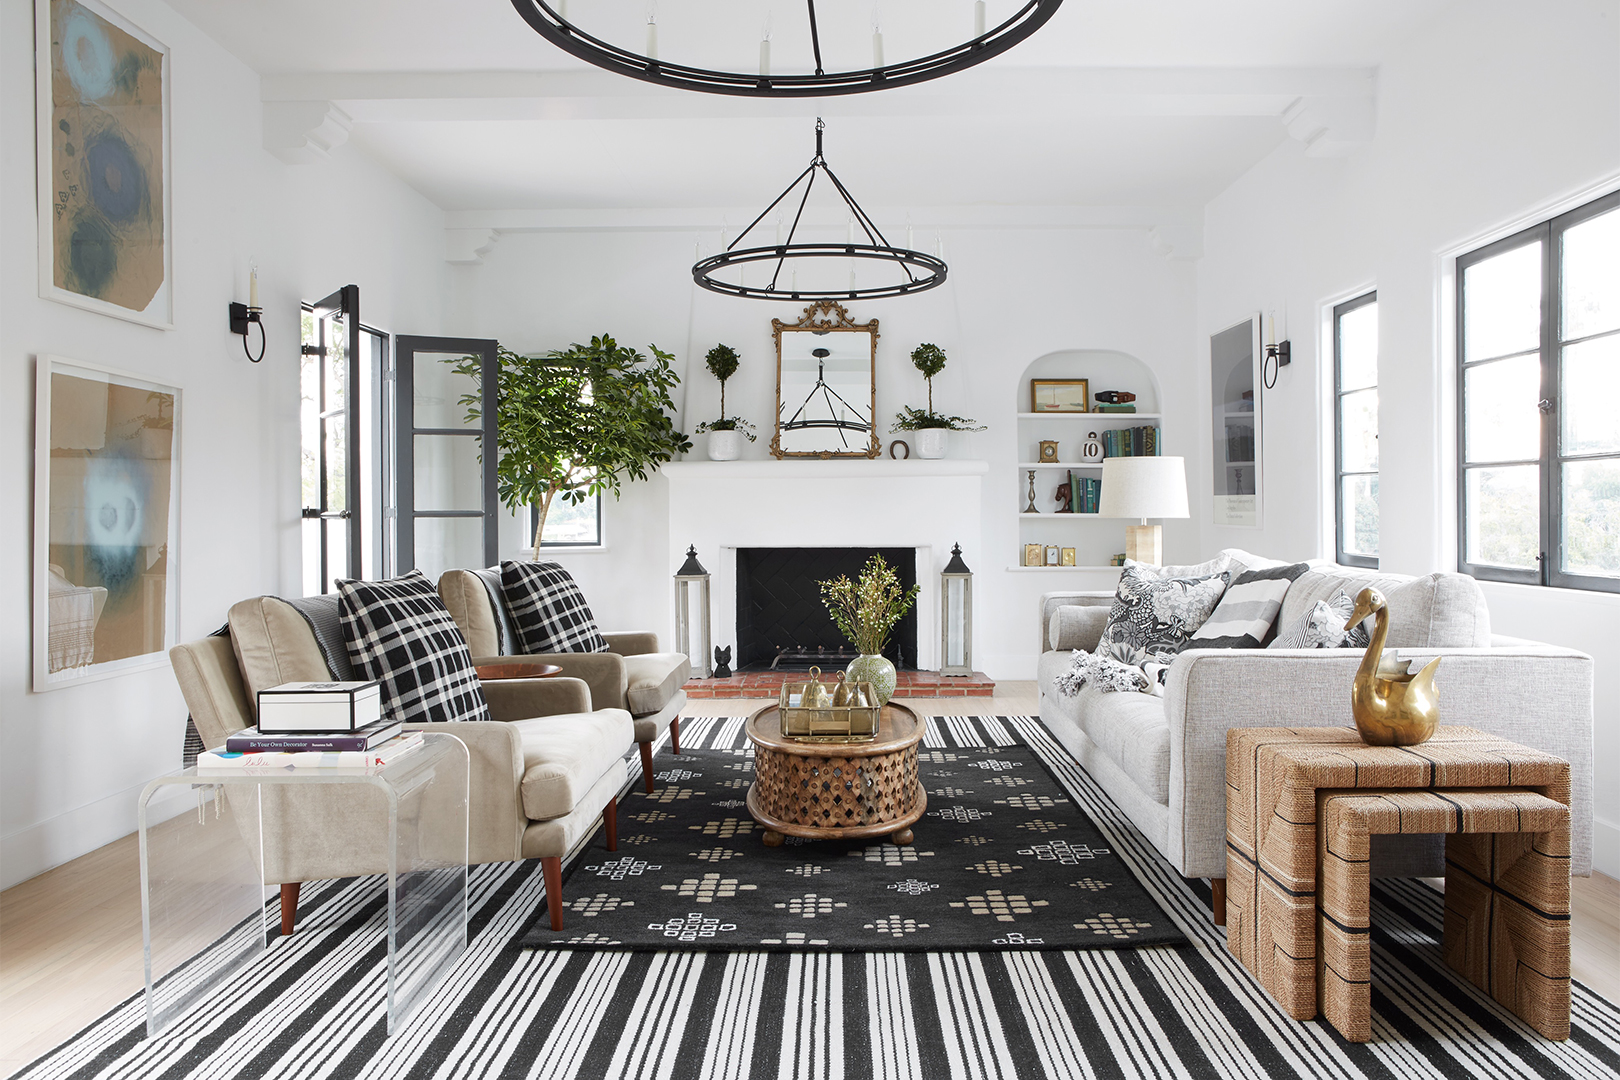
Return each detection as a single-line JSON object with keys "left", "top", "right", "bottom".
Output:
{"left": 1036, "top": 550, "right": 1595, "bottom": 890}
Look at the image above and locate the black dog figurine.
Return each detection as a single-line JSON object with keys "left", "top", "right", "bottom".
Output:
{"left": 713, "top": 646, "right": 732, "bottom": 679}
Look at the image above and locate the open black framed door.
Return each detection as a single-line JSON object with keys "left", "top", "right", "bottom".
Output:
{"left": 395, "top": 336, "right": 500, "bottom": 578}
{"left": 305, "top": 285, "right": 364, "bottom": 585}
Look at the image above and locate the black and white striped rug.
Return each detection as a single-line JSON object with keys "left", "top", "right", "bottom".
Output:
{"left": 18, "top": 715, "right": 1620, "bottom": 1080}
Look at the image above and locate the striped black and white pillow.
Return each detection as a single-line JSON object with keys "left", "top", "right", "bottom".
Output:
{"left": 337, "top": 570, "right": 490, "bottom": 725}
{"left": 1269, "top": 589, "right": 1374, "bottom": 649}
{"left": 1182, "top": 561, "right": 1309, "bottom": 650}
{"left": 501, "top": 560, "right": 610, "bottom": 655}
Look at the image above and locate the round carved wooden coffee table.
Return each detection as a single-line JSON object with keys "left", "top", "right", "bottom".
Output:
{"left": 745, "top": 701, "right": 927, "bottom": 847}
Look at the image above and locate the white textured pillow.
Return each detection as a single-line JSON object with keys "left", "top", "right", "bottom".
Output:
{"left": 1269, "top": 589, "right": 1373, "bottom": 649}
{"left": 1126, "top": 554, "right": 1232, "bottom": 580}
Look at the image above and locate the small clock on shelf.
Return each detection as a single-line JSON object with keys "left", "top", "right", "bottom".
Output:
{"left": 1038, "top": 440, "right": 1060, "bottom": 463}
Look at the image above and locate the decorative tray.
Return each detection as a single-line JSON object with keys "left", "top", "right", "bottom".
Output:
{"left": 778, "top": 667, "right": 880, "bottom": 742}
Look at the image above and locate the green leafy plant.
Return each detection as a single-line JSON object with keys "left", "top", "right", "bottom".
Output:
{"left": 891, "top": 343, "right": 983, "bottom": 432}
{"left": 698, "top": 342, "right": 756, "bottom": 440}
{"left": 448, "top": 336, "right": 691, "bottom": 552}
{"left": 820, "top": 554, "right": 921, "bottom": 656}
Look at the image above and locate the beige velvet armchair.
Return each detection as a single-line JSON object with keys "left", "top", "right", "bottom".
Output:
{"left": 169, "top": 595, "right": 635, "bottom": 932}
{"left": 437, "top": 568, "right": 690, "bottom": 792}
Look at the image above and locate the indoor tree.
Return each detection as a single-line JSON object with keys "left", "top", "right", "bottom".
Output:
{"left": 449, "top": 336, "right": 691, "bottom": 552}
{"left": 692, "top": 342, "right": 756, "bottom": 442}
{"left": 891, "top": 343, "right": 984, "bottom": 433}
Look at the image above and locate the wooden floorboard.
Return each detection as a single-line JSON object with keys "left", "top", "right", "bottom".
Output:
{"left": 2, "top": 685, "right": 1612, "bottom": 1078}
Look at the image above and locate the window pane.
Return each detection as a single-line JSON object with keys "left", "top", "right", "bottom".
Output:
{"left": 1338, "top": 301, "right": 1378, "bottom": 391}
{"left": 300, "top": 353, "right": 319, "bottom": 510}
{"left": 1464, "top": 240, "right": 1542, "bottom": 362}
{"left": 1562, "top": 334, "right": 1620, "bottom": 456}
{"left": 1464, "top": 355, "right": 1541, "bottom": 463}
{"left": 1341, "top": 474, "right": 1379, "bottom": 557}
{"left": 413, "top": 517, "right": 485, "bottom": 582}
{"left": 414, "top": 352, "right": 483, "bottom": 429}
{"left": 1562, "top": 459, "right": 1620, "bottom": 577}
{"left": 325, "top": 414, "right": 347, "bottom": 512}
{"left": 1465, "top": 465, "right": 1540, "bottom": 569}
{"left": 1562, "top": 205, "right": 1620, "bottom": 341}
{"left": 301, "top": 518, "right": 321, "bottom": 597}
{"left": 323, "top": 516, "right": 349, "bottom": 585}
{"left": 413, "top": 434, "right": 482, "bottom": 511}
{"left": 541, "top": 495, "right": 601, "bottom": 545}
{"left": 1339, "top": 388, "right": 1378, "bottom": 472}
{"left": 323, "top": 318, "right": 346, "bottom": 413}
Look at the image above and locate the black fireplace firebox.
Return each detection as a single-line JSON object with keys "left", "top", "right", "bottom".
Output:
{"left": 735, "top": 548, "right": 918, "bottom": 672}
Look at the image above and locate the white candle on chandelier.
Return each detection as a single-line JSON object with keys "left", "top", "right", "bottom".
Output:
{"left": 791, "top": 269, "right": 798, "bottom": 292}
{"left": 848, "top": 219, "right": 856, "bottom": 246}
{"left": 759, "top": 38, "right": 770, "bottom": 76}
{"left": 907, "top": 221, "right": 914, "bottom": 250}
{"left": 775, "top": 220, "right": 783, "bottom": 246}
{"left": 556, "top": 0, "right": 566, "bottom": 19}
{"left": 873, "top": 27, "right": 884, "bottom": 68}
{"left": 974, "top": 0, "right": 986, "bottom": 37}
{"left": 645, "top": 4, "right": 658, "bottom": 60}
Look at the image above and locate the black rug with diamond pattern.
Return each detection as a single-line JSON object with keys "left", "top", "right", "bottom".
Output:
{"left": 517, "top": 714, "right": 1185, "bottom": 952}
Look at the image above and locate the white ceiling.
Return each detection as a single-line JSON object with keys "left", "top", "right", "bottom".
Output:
{"left": 167, "top": 0, "right": 1455, "bottom": 214}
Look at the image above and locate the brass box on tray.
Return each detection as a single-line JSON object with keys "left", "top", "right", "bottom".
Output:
{"left": 778, "top": 667, "right": 880, "bottom": 742}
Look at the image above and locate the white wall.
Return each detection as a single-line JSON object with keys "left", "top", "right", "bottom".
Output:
{"left": 1194, "top": 0, "right": 1620, "bottom": 875}
{"left": 0, "top": 0, "right": 450, "bottom": 889}
{"left": 447, "top": 224, "right": 1199, "bottom": 678}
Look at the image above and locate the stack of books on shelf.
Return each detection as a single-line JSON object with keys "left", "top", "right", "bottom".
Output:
{"left": 1068, "top": 473, "right": 1101, "bottom": 513}
{"left": 197, "top": 681, "right": 421, "bottom": 772}
{"left": 1101, "top": 425, "right": 1160, "bottom": 458}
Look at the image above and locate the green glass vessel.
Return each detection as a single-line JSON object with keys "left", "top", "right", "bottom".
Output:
{"left": 845, "top": 653, "right": 897, "bottom": 708}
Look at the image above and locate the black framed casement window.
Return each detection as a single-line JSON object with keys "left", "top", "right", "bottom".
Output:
{"left": 530, "top": 492, "right": 602, "bottom": 550}
{"left": 1457, "top": 189, "right": 1620, "bottom": 592}
{"left": 1334, "top": 291, "right": 1379, "bottom": 568}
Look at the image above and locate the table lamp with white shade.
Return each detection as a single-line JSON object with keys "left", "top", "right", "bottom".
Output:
{"left": 1098, "top": 456, "right": 1189, "bottom": 566}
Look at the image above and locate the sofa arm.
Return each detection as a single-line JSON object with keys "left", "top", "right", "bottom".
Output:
{"left": 472, "top": 652, "right": 628, "bottom": 712}
{"left": 1038, "top": 591, "right": 1113, "bottom": 653}
{"left": 480, "top": 676, "right": 592, "bottom": 720}
{"left": 604, "top": 631, "right": 659, "bottom": 656}
{"left": 415, "top": 722, "right": 526, "bottom": 865}
{"left": 1162, "top": 646, "right": 1595, "bottom": 879}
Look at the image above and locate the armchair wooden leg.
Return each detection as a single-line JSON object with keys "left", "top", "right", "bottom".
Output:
{"left": 280, "top": 882, "right": 301, "bottom": 937}
{"left": 1211, "top": 878, "right": 1227, "bottom": 926}
{"left": 640, "top": 741, "right": 655, "bottom": 793}
{"left": 542, "top": 856, "right": 564, "bottom": 931}
{"left": 604, "top": 798, "right": 618, "bottom": 851}
{"left": 671, "top": 716, "right": 681, "bottom": 755}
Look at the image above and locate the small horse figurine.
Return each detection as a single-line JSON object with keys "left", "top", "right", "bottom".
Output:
{"left": 1345, "top": 587, "right": 1441, "bottom": 746}
{"left": 1054, "top": 481, "right": 1073, "bottom": 512}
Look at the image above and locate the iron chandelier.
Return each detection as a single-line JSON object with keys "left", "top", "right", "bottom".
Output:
{"left": 691, "top": 120, "right": 947, "bottom": 302}
{"left": 508, "top": 0, "right": 1065, "bottom": 98}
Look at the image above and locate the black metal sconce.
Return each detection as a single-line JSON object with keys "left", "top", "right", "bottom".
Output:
{"left": 1263, "top": 338, "right": 1291, "bottom": 389}
{"left": 229, "top": 268, "right": 266, "bottom": 362}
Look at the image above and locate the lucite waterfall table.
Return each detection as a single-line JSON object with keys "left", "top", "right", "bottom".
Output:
{"left": 137, "top": 732, "right": 470, "bottom": 1037}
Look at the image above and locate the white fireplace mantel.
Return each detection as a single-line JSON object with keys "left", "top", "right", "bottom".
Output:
{"left": 665, "top": 458, "right": 987, "bottom": 672}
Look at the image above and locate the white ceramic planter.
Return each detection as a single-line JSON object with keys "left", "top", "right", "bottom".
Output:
{"left": 707, "top": 429, "right": 743, "bottom": 460}
{"left": 914, "top": 428, "right": 948, "bottom": 459}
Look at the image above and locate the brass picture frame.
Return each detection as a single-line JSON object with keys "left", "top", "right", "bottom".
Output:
{"left": 1030, "top": 378, "right": 1089, "bottom": 413}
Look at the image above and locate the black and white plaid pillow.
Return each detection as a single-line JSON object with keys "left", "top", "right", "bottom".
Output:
{"left": 337, "top": 570, "right": 490, "bottom": 725}
{"left": 501, "top": 560, "right": 609, "bottom": 654}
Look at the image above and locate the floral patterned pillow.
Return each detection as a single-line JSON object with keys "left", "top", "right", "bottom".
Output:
{"left": 1097, "top": 563, "right": 1230, "bottom": 656}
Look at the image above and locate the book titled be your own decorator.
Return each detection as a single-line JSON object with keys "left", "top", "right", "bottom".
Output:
{"left": 197, "top": 681, "right": 422, "bottom": 772}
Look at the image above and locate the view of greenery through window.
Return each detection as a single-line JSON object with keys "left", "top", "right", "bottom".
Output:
{"left": 1335, "top": 293, "right": 1378, "bottom": 566}
{"left": 1459, "top": 193, "right": 1620, "bottom": 589}
{"left": 533, "top": 488, "right": 601, "bottom": 547}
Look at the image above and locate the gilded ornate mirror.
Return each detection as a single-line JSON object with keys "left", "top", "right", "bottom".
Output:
{"left": 771, "top": 301, "right": 880, "bottom": 459}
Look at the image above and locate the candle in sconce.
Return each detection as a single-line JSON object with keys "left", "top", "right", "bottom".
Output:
{"left": 249, "top": 267, "right": 259, "bottom": 309}
{"left": 872, "top": 29, "right": 884, "bottom": 68}
{"left": 974, "top": 0, "right": 986, "bottom": 37}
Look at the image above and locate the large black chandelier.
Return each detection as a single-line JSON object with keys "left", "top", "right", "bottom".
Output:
{"left": 691, "top": 119, "right": 946, "bottom": 301}
{"left": 508, "top": 0, "right": 1065, "bottom": 98}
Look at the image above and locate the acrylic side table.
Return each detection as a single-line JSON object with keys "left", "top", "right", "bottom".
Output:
{"left": 138, "top": 732, "right": 470, "bottom": 1037}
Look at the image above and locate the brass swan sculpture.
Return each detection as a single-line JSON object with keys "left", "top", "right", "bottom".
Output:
{"left": 1346, "top": 586, "right": 1442, "bottom": 746}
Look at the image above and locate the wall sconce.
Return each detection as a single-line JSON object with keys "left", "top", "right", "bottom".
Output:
{"left": 229, "top": 267, "right": 265, "bottom": 362}
{"left": 1263, "top": 308, "right": 1291, "bottom": 389}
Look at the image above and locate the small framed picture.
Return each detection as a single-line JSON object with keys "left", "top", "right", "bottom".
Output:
{"left": 1060, "top": 547, "right": 1076, "bottom": 566}
{"left": 1024, "top": 543, "right": 1044, "bottom": 567}
{"left": 1044, "top": 545, "right": 1061, "bottom": 567}
{"left": 1030, "top": 378, "right": 1090, "bottom": 414}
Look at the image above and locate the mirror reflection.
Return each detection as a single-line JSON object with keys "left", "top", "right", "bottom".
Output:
{"left": 772, "top": 301, "right": 879, "bottom": 458}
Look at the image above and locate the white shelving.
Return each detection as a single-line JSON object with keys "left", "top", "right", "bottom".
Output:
{"left": 1017, "top": 412, "right": 1161, "bottom": 421}
{"left": 1005, "top": 564, "right": 1123, "bottom": 572}
{"left": 1017, "top": 462, "right": 1102, "bottom": 470}
{"left": 1018, "top": 512, "right": 1101, "bottom": 519}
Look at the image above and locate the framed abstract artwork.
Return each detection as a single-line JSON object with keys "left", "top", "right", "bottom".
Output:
{"left": 36, "top": 0, "right": 173, "bottom": 329}
{"left": 34, "top": 356, "right": 181, "bottom": 691}
{"left": 1210, "top": 314, "right": 1263, "bottom": 527}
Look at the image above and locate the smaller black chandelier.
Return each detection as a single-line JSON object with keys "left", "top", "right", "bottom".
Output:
{"left": 691, "top": 120, "right": 947, "bottom": 302}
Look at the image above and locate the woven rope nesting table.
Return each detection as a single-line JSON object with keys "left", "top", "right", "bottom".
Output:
{"left": 746, "top": 701, "right": 927, "bottom": 847}
{"left": 1226, "top": 726, "right": 1572, "bottom": 1043}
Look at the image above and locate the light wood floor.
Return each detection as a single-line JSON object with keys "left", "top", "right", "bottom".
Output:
{"left": 3, "top": 685, "right": 1614, "bottom": 1077}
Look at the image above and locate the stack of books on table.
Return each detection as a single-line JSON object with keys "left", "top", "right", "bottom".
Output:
{"left": 197, "top": 681, "right": 421, "bottom": 772}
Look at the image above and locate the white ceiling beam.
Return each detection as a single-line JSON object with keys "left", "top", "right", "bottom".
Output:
{"left": 262, "top": 100, "right": 353, "bottom": 164}
{"left": 262, "top": 67, "right": 1374, "bottom": 124}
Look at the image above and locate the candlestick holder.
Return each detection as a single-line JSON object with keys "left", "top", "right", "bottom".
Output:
{"left": 1024, "top": 470, "right": 1039, "bottom": 513}
{"left": 229, "top": 302, "right": 265, "bottom": 363}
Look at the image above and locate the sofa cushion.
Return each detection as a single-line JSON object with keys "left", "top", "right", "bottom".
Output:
{"left": 1127, "top": 553, "right": 1232, "bottom": 579}
{"left": 1279, "top": 569, "right": 1491, "bottom": 648}
{"left": 501, "top": 561, "right": 610, "bottom": 655}
{"left": 1048, "top": 605, "right": 1110, "bottom": 652}
{"left": 1270, "top": 589, "right": 1371, "bottom": 649}
{"left": 337, "top": 570, "right": 490, "bottom": 725}
{"left": 1076, "top": 687, "right": 1172, "bottom": 804}
{"left": 1099, "top": 563, "right": 1229, "bottom": 655}
{"left": 514, "top": 709, "right": 634, "bottom": 821}
{"left": 623, "top": 652, "right": 691, "bottom": 717}
{"left": 1184, "top": 562, "right": 1309, "bottom": 649}
{"left": 228, "top": 596, "right": 338, "bottom": 713}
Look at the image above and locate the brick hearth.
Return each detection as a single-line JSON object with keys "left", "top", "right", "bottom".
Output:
{"left": 684, "top": 670, "right": 995, "bottom": 699}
